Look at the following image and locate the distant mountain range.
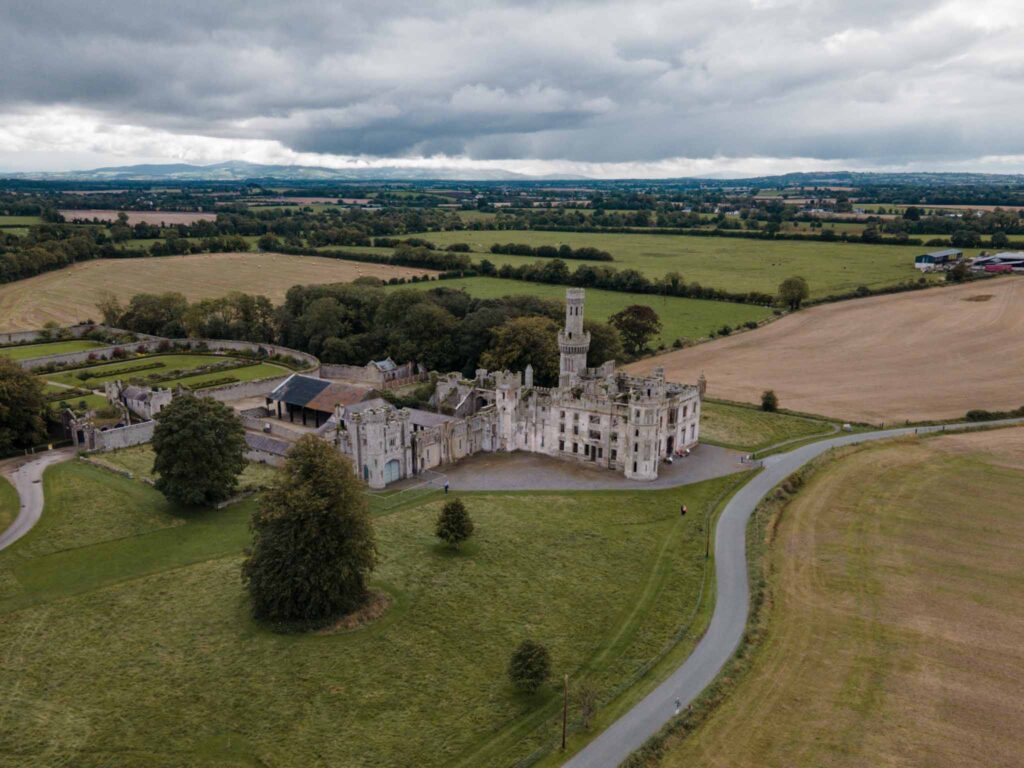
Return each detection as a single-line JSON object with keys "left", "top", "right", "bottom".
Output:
{"left": 1, "top": 160, "right": 581, "bottom": 182}
{"left": 4, "top": 161, "right": 1024, "bottom": 187}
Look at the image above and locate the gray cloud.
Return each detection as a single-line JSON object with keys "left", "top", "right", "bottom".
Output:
{"left": 1, "top": 0, "right": 1022, "bottom": 171}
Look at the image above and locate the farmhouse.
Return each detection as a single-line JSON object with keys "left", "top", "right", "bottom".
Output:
{"left": 914, "top": 248, "right": 963, "bottom": 271}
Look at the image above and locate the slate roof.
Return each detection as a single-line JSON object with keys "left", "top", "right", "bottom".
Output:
{"left": 245, "top": 433, "right": 291, "bottom": 456}
{"left": 370, "top": 357, "right": 397, "bottom": 372}
{"left": 268, "top": 374, "right": 331, "bottom": 407}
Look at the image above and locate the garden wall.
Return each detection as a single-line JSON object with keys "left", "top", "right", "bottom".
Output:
{"left": 201, "top": 375, "right": 292, "bottom": 403}
{"left": 91, "top": 420, "right": 156, "bottom": 451}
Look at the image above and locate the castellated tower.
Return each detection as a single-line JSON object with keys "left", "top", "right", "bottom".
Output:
{"left": 558, "top": 288, "right": 591, "bottom": 387}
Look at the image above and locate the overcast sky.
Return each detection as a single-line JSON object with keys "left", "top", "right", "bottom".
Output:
{"left": 2, "top": 0, "right": 1023, "bottom": 177}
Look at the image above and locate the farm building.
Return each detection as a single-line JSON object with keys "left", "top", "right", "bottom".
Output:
{"left": 971, "top": 252, "right": 1024, "bottom": 272}
{"left": 267, "top": 374, "right": 374, "bottom": 427}
{"left": 915, "top": 248, "right": 963, "bottom": 270}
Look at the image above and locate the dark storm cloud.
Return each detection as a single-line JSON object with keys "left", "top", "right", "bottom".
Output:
{"left": 1, "top": 0, "right": 1022, "bottom": 169}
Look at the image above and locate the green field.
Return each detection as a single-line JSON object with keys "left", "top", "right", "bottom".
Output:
{"left": 0, "top": 460, "right": 746, "bottom": 766}
{"left": 392, "top": 276, "right": 772, "bottom": 346}
{"left": 699, "top": 401, "right": 835, "bottom": 452}
{"left": 655, "top": 429, "right": 1024, "bottom": 768}
{"left": 0, "top": 477, "right": 16, "bottom": 537}
{"left": 0, "top": 339, "right": 108, "bottom": 362}
{"left": 412, "top": 229, "right": 950, "bottom": 298}
{"left": 0, "top": 215, "right": 42, "bottom": 226}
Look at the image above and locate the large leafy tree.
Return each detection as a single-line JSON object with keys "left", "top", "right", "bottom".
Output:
{"left": 480, "top": 316, "right": 560, "bottom": 385}
{"left": 584, "top": 320, "right": 623, "bottom": 367}
{"left": 151, "top": 394, "right": 247, "bottom": 506}
{"left": 0, "top": 358, "right": 47, "bottom": 454}
{"left": 609, "top": 305, "right": 662, "bottom": 357}
{"left": 243, "top": 435, "right": 378, "bottom": 625}
{"left": 777, "top": 276, "right": 810, "bottom": 311}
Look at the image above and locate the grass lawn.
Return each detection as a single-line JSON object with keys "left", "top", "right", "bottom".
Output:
{"left": 413, "top": 229, "right": 956, "bottom": 298}
{"left": 41, "top": 353, "right": 289, "bottom": 389}
{"left": 699, "top": 400, "right": 835, "bottom": 452}
{"left": 0, "top": 459, "right": 749, "bottom": 767}
{"left": 391, "top": 276, "right": 773, "bottom": 346}
{"left": 653, "top": 428, "right": 1024, "bottom": 768}
{"left": 0, "top": 477, "right": 16, "bottom": 538}
{"left": 95, "top": 445, "right": 278, "bottom": 491}
{"left": 0, "top": 339, "right": 109, "bottom": 362}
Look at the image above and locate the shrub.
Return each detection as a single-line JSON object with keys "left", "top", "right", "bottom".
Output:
{"left": 761, "top": 390, "right": 779, "bottom": 412}
{"left": 508, "top": 640, "right": 551, "bottom": 693}
{"left": 111, "top": 346, "right": 127, "bottom": 359}
{"left": 436, "top": 498, "right": 474, "bottom": 547}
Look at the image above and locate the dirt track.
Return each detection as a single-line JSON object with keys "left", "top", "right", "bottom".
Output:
{"left": 626, "top": 278, "right": 1024, "bottom": 423}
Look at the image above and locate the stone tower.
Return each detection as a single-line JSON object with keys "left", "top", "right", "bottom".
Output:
{"left": 558, "top": 288, "right": 591, "bottom": 387}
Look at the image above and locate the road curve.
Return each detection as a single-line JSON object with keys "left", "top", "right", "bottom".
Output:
{"left": 564, "top": 418, "right": 1024, "bottom": 768}
{"left": 0, "top": 448, "right": 74, "bottom": 551}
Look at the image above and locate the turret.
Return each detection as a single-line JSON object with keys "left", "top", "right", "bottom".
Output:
{"left": 558, "top": 288, "right": 591, "bottom": 387}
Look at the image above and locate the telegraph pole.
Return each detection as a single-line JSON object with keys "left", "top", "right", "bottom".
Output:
{"left": 562, "top": 674, "right": 569, "bottom": 750}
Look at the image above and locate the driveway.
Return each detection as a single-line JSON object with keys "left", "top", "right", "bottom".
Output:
{"left": 0, "top": 448, "right": 74, "bottom": 551}
{"left": 563, "top": 419, "right": 1024, "bottom": 768}
{"left": 439, "top": 444, "right": 748, "bottom": 492}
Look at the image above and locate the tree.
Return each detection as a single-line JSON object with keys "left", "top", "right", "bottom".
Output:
{"left": 508, "top": 640, "right": 551, "bottom": 693}
{"left": 991, "top": 231, "right": 1009, "bottom": 247}
{"left": 903, "top": 206, "right": 922, "bottom": 221}
{"left": 242, "top": 435, "right": 377, "bottom": 625}
{"left": 436, "top": 497, "right": 474, "bottom": 548}
{"left": 584, "top": 320, "right": 623, "bottom": 367}
{"left": 152, "top": 394, "right": 247, "bottom": 506}
{"left": 951, "top": 229, "right": 981, "bottom": 248}
{"left": 480, "top": 316, "right": 560, "bottom": 385}
{"left": 0, "top": 358, "right": 47, "bottom": 454}
{"left": 609, "top": 305, "right": 662, "bottom": 357}
{"left": 946, "top": 261, "right": 969, "bottom": 282}
{"left": 761, "top": 390, "right": 779, "bottom": 412}
{"left": 777, "top": 276, "right": 810, "bottom": 311}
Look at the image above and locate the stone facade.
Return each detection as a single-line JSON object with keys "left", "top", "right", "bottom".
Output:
{"left": 336, "top": 288, "right": 703, "bottom": 487}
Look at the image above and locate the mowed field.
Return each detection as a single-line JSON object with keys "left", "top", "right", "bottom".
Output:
{"left": 0, "top": 461, "right": 741, "bottom": 766}
{"left": 0, "top": 252, "right": 436, "bottom": 331}
{"left": 392, "top": 276, "right": 773, "bottom": 346}
{"left": 58, "top": 209, "right": 218, "bottom": 225}
{"left": 655, "top": 428, "right": 1024, "bottom": 768}
{"left": 627, "top": 278, "right": 1024, "bottom": 423}
{"left": 415, "top": 229, "right": 951, "bottom": 297}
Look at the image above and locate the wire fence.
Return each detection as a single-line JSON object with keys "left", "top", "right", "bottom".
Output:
{"left": 363, "top": 468, "right": 448, "bottom": 513}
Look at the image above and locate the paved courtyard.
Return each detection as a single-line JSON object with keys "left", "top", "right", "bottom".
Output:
{"left": 437, "top": 443, "right": 748, "bottom": 492}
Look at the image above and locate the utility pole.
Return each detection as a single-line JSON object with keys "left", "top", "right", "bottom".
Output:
{"left": 562, "top": 673, "right": 569, "bottom": 751}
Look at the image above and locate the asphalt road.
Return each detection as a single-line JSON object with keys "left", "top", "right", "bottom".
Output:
{"left": 0, "top": 448, "right": 74, "bottom": 552}
{"left": 563, "top": 419, "right": 1024, "bottom": 768}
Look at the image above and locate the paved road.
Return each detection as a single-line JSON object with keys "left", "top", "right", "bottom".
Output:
{"left": 563, "top": 419, "right": 1024, "bottom": 768}
{"left": 0, "top": 449, "right": 74, "bottom": 551}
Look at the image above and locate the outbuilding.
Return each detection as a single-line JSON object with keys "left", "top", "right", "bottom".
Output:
{"left": 915, "top": 248, "right": 963, "bottom": 270}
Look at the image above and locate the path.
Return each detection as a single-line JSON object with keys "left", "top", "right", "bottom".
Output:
{"left": 563, "top": 418, "right": 1024, "bottom": 768}
{"left": 0, "top": 449, "right": 74, "bottom": 551}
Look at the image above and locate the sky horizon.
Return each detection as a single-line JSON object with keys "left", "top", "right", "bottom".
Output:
{"left": 3, "top": 1, "right": 1024, "bottom": 179}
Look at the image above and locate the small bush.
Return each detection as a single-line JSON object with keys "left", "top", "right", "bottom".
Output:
{"left": 508, "top": 640, "right": 551, "bottom": 693}
{"left": 761, "top": 390, "right": 779, "bottom": 412}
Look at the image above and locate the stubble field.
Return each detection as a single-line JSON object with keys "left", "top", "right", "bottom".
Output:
{"left": 627, "top": 278, "right": 1024, "bottom": 423}
{"left": 0, "top": 252, "right": 435, "bottom": 330}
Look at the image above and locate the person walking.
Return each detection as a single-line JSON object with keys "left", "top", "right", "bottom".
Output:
{"left": 680, "top": 503, "right": 687, "bottom": 517}
{"left": 444, "top": 479, "right": 449, "bottom": 495}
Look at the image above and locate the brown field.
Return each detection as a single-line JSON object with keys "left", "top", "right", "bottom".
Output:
{"left": 0, "top": 252, "right": 435, "bottom": 330}
{"left": 58, "top": 209, "right": 218, "bottom": 225}
{"left": 655, "top": 428, "right": 1024, "bottom": 768}
{"left": 627, "top": 278, "right": 1024, "bottom": 423}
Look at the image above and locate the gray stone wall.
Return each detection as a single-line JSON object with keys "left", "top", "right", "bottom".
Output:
{"left": 91, "top": 420, "right": 156, "bottom": 451}
{"left": 200, "top": 374, "right": 291, "bottom": 403}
